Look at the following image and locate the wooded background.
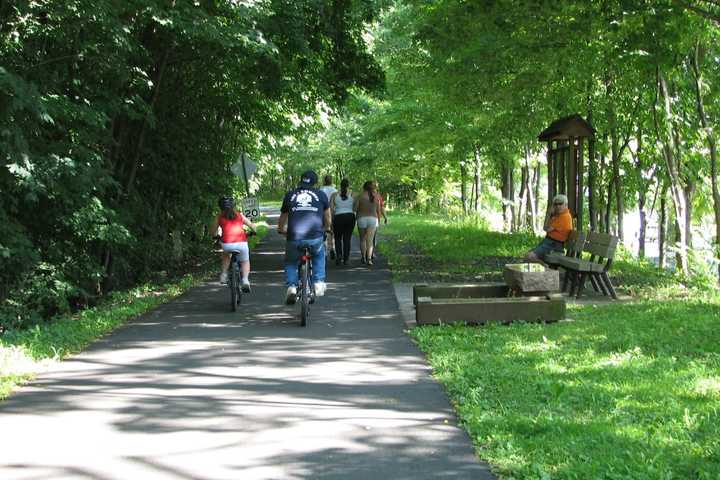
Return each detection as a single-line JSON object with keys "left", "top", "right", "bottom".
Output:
{"left": 4, "top": 0, "right": 720, "bottom": 329}
{"left": 0, "top": 0, "right": 383, "bottom": 328}
{"left": 261, "top": 0, "right": 720, "bottom": 281}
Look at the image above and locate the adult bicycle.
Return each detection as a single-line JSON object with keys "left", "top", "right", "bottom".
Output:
{"left": 278, "top": 230, "right": 328, "bottom": 327}
{"left": 297, "top": 245, "right": 315, "bottom": 327}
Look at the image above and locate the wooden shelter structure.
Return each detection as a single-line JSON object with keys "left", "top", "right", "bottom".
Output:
{"left": 538, "top": 115, "right": 595, "bottom": 229}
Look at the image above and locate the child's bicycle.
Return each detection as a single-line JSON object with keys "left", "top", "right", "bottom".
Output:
{"left": 222, "top": 230, "right": 255, "bottom": 312}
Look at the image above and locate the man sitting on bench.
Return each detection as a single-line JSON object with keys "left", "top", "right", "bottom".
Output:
{"left": 525, "top": 194, "right": 573, "bottom": 264}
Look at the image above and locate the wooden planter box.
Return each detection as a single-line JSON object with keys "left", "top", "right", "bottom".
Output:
{"left": 412, "top": 283, "right": 509, "bottom": 306}
{"left": 412, "top": 282, "right": 566, "bottom": 326}
{"left": 416, "top": 295, "right": 565, "bottom": 325}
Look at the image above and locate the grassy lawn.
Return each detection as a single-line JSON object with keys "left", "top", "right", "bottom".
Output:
{"left": 379, "top": 213, "right": 675, "bottom": 293}
{"left": 0, "top": 221, "right": 269, "bottom": 400}
{"left": 380, "top": 213, "right": 538, "bottom": 281}
{"left": 381, "top": 212, "right": 720, "bottom": 479}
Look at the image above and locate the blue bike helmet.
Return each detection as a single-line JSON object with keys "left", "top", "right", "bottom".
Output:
{"left": 219, "top": 196, "right": 234, "bottom": 210}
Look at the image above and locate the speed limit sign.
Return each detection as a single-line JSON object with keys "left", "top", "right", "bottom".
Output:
{"left": 241, "top": 197, "right": 260, "bottom": 219}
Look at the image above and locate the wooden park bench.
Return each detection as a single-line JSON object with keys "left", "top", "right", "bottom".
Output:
{"left": 545, "top": 230, "right": 587, "bottom": 271}
{"left": 548, "top": 231, "right": 619, "bottom": 300}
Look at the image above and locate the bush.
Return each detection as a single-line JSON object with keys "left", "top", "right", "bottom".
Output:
{"left": 0, "top": 263, "right": 75, "bottom": 331}
{"left": 682, "top": 249, "right": 720, "bottom": 291}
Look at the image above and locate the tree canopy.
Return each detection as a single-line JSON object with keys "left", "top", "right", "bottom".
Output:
{"left": 1, "top": 0, "right": 383, "bottom": 328}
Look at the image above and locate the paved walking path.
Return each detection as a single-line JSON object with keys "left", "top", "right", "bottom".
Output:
{"left": 0, "top": 210, "right": 494, "bottom": 480}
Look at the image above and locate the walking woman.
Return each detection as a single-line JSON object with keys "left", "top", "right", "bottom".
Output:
{"left": 354, "top": 181, "right": 382, "bottom": 265}
{"left": 330, "top": 178, "right": 355, "bottom": 266}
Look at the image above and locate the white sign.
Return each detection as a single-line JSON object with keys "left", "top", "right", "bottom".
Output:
{"left": 241, "top": 197, "right": 260, "bottom": 219}
{"left": 231, "top": 153, "right": 257, "bottom": 180}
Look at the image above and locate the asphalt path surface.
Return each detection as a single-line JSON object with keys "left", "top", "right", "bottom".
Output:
{"left": 0, "top": 209, "right": 495, "bottom": 480}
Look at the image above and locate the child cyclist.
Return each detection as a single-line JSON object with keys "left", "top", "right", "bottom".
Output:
{"left": 211, "top": 196, "right": 256, "bottom": 291}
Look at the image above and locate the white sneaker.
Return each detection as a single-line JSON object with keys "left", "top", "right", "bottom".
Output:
{"left": 219, "top": 271, "right": 228, "bottom": 284}
{"left": 314, "top": 281, "right": 327, "bottom": 297}
{"left": 241, "top": 279, "right": 251, "bottom": 293}
{"left": 285, "top": 286, "right": 297, "bottom": 305}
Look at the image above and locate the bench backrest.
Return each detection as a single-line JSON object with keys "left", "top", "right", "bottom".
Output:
{"left": 564, "top": 230, "right": 587, "bottom": 258}
{"left": 584, "top": 231, "right": 619, "bottom": 261}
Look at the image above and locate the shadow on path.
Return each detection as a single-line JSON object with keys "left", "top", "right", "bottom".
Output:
{"left": 0, "top": 210, "right": 494, "bottom": 480}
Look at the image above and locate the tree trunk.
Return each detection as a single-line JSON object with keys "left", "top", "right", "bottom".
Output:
{"left": 500, "top": 159, "right": 514, "bottom": 232}
{"left": 588, "top": 135, "right": 597, "bottom": 232}
{"left": 518, "top": 148, "right": 530, "bottom": 230}
{"left": 598, "top": 140, "right": 607, "bottom": 233}
{"left": 639, "top": 193, "right": 647, "bottom": 259}
{"left": 633, "top": 125, "right": 649, "bottom": 259}
{"left": 473, "top": 144, "right": 482, "bottom": 212}
{"left": 684, "top": 183, "right": 695, "bottom": 248}
{"left": 532, "top": 163, "right": 540, "bottom": 233}
{"left": 659, "top": 184, "right": 668, "bottom": 269}
{"left": 605, "top": 178, "right": 613, "bottom": 235}
{"left": 125, "top": 43, "right": 174, "bottom": 196}
{"left": 605, "top": 76, "right": 622, "bottom": 237}
{"left": 654, "top": 66, "right": 689, "bottom": 274}
{"left": 460, "top": 161, "right": 468, "bottom": 215}
{"left": 613, "top": 141, "right": 623, "bottom": 241}
{"left": 691, "top": 40, "right": 720, "bottom": 281}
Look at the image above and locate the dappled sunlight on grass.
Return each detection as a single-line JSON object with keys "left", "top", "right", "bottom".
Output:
{"left": 410, "top": 298, "right": 720, "bottom": 478}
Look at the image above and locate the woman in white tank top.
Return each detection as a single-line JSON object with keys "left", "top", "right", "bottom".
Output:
{"left": 320, "top": 175, "right": 338, "bottom": 259}
{"left": 330, "top": 179, "right": 356, "bottom": 265}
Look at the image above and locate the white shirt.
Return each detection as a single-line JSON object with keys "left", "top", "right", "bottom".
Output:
{"left": 320, "top": 186, "right": 337, "bottom": 203}
{"left": 333, "top": 193, "right": 355, "bottom": 215}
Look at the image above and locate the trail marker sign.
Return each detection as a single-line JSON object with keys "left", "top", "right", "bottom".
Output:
{"left": 241, "top": 197, "right": 260, "bottom": 219}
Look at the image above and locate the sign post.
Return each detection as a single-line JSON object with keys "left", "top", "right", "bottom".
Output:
{"left": 231, "top": 152, "right": 260, "bottom": 219}
{"left": 231, "top": 151, "right": 258, "bottom": 197}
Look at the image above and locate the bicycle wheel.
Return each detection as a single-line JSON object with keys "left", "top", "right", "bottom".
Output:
{"left": 230, "top": 264, "right": 238, "bottom": 312}
{"left": 235, "top": 267, "right": 242, "bottom": 306}
{"left": 300, "top": 260, "right": 310, "bottom": 327}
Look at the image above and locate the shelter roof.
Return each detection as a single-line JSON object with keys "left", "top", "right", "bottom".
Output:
{"left": 538, "top": 114, "right": 596, "bottom": 141}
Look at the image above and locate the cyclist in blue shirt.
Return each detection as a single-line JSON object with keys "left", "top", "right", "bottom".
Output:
{"left": 277, "top": 170, "right": 332, "bottom": 304}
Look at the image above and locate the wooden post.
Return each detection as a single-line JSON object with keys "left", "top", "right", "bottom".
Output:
{"left": 557, "top": 142, "right": 566, "bottom": 195}
{"left": 577, "top": 137, "right": 585, "bottom": 230}
{"left": 547, "top": 142, "right": 554, "bottom": 210}
{"left": 567, "top": 136, "right": 577, "bottom": 221}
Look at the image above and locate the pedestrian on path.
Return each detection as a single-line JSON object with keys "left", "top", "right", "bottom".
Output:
{"left": 320, "top": 175, "right": 338, "bottom": 260}
{"left": 330, "top": 178, "right": 356, "bottom": 266}
{"left": 278, "top": 170, "right": 332, "bottom": 304}
{"left": 371, "top": 180, "right": 388, "bottom": 260}
{"left": 354, "top": 180, "right": 382, "bottom": 266}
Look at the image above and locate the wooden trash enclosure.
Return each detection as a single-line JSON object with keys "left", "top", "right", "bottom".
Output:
{"left": 538, "top": 115, "right": 595, "bottom": 230}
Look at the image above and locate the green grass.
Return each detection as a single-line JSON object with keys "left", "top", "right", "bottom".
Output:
{"left": 0, "top": 274, "right": 203, "bottom": 399}
{"left": 0, "top": 221, "right": 269, "bottom": 400}
{"left": 380, "top": 212, "right": 674, "bottom": 291}
{"left": 411, "top": 300, "right": 720, "bottom": 479}
{"left": 382, "top": 211, "right": 720, "bottom": 478}
{"left": 259, "top": 199, "right": 283, "bottom": 209}
{"left": 380, "top": 214, "right": 537, "bottom": 281}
